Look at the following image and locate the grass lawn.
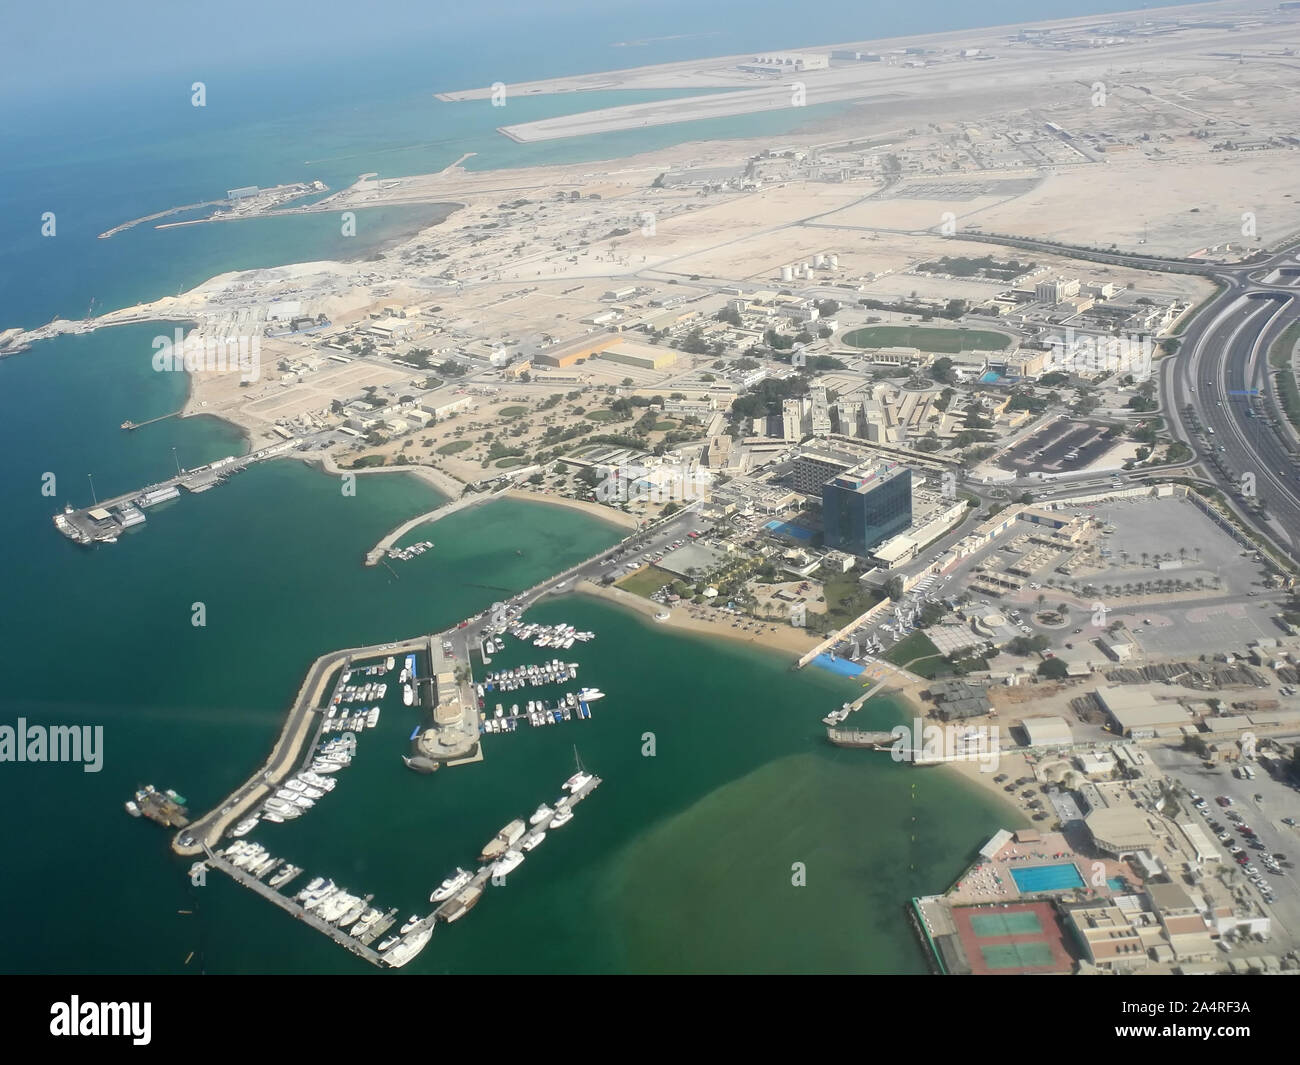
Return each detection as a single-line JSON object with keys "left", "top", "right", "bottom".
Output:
{"left": 494, "top": 456, "right": 529, "bottom": 468}
{"left": 584, "top": 409, "right": 624, "bottom": 423}
{"left": 882, "top": 630, "right": 945, "bottom": 678}
{"left": 842, "top": 325, "right": 1011, "bottom": 353}
{"left": 499, "top": 405, "right": 528, "bottom": 418}
{"left": 349, "top": 454, "right": 387, "bottom": 468}
{"left": 616, "top": 565, "right": 674, "bottom": 598}
{"left": 436, "top": 440, "right": 473, "bottom": 455}
{"left": 653, "top": 420, "right": 677, "bottom": 430}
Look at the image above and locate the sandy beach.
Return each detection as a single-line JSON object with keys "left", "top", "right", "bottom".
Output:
{"left": 577, "top": 577, "right": 822, "bottom": 659}
{"left": 500, "top": 489, "right": 639, "bottom": 530}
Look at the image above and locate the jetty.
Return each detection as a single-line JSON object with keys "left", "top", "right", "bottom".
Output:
{"left": 53, "top": 439, "right": 296, "bottom": 547}
{"left": 202, "top": 844, "right": 390, "bottom": 968}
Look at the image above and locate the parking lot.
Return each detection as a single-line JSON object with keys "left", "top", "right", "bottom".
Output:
{"left": 1150, "top": 745, "right": 1300, "bottom": 951}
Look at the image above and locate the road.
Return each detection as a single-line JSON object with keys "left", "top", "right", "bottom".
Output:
{"left": 1164, "top": 250, "right": 1300, "bottom": 560}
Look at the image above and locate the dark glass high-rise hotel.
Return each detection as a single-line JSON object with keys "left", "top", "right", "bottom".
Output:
{"left": 822, "top": 464, "right": 912, "bottom": 556}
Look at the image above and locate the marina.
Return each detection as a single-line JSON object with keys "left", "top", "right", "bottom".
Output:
{"left": 203, "top": 767, "right": 602, "bottom": 969}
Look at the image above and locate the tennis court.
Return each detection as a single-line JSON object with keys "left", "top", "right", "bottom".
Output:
{"left": 970, "top": 911, "right": 1044, "bottom": 938}
{"left": 979, "top": 941, "right": 1056, "bottom": 970}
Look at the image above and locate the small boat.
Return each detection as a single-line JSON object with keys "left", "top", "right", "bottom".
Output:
{"left": 124, "top": 800, "right": 141, "bottom": 817}
{"left": 549, "top": 807, "right": 574, "bottom": 828}
{"left": 529, "top": 803, "right": 554, "bottom": 825}
{"left": 431, "top": 867, "right": 473, "bottom": 902}
{"left": 522, "top": 832, "right": 545, "bottom": 851}
{"left": 492, "top": 849, "right": 525, "bottom": 877}
{"left": 399, "top": 914, "right": 422, "bottom": 935}
{"left": 403, "top": 684, "right": 415, "bottom": 707}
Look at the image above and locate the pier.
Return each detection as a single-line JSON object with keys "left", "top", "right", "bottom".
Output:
{"left": 174, "top": 635, "right": 435, "bottom": 856}
{"left": 202, "top": 845, "right": 390, "bottom": 968}
{"left": 363, "top": 486, "right": 508, "bottom": 566}
{"left": 53, "top": 439, "right": 296, "bottom": 547}
{"left": 120, "top": 410, "right": 182, "bottom": 431}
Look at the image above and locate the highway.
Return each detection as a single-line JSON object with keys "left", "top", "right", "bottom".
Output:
{"left": 1162, "top": 247, "right": 1300, "bottom": 561}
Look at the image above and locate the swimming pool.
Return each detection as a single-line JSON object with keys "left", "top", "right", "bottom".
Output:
{"left": 764, "top": 520, "right": 813, "bottom": 541}
{"left": 1010, "top": 863, "right": 1085, "bottom": 893}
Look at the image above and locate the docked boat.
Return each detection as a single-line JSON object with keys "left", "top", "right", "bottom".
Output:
{"left": 492, "top": 849, "right": 525, "bottom": 877}
{"left": 479, "top": 818, "right": 526, "bottom": 862}
{"left": 399, "top": 914, "right": 422, "bottom": 935}
{"left": 384, "top": 656, "right": 395, "bottom": 672}
{"left": 403, "top": 684, "right": 415, "bottom": 707}
{"left": 230, "top": 817, "right": 259, "bottom": 837}
{"left": 529, "top": 803, "right": 554, "bottom": 826}
{"left": 431, "top": 867, "right": 473, "bottom": 902}
{"left": 376, "top": 934, "right": 400, "bottom": 952}
{"left": 521, "top": 831, "right": 545, "bottom": 851}
{"left": 367, "top": 707, "right": 380, "bottom": 728}
{"left": 577, "top": 688, "right": 605, "bottom": 702}
{"left": 384, "top": 924, "right": 433, "bottom": 968}
{"left": 437, "top": 882, "right": 483, "bottom": 923}
{"left": 124, "top": 800, "right": 141, "bottom": 817}
{"left": 549, "top": 807, "right": 574, "bottom": 829}
{"left": 562, "top": 770, "right": 593, "bottom": 793}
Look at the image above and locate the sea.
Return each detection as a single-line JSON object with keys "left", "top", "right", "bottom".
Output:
{"left": 0, "top": 0, "right": 1160, "bottom": 974}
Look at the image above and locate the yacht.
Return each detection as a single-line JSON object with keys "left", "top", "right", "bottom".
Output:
{"left": 384, "top": 924, "right": 433, "bottom": 968}
{"left": 124, "top": 800, "right": 141, "bottom": 817}
{"left": 562, "top": 770, "right": 593, "bottom": 793}
{"left": 399, "top": 914, "right": 422, "bottom": 935}
{"left": 430, "top": 867, "right": 473, "bottom": 903}
{"left": 384, "top": 656, "right": 395, "bottom": 672}
{"left": 577, "top": 688, "right": 605, "bottom": 702}
{"left": 376, "top": 934, "right": 400, "bottom": 952}
{"left": 549, "top": 807, "right": 574, "bottom": 828}
{"left": 521, "top": 832, "right": 545, "bottom": 852}
{"left": 230, "top": 817, "right": 259, "bottom": 837}
{"left": 492, "top": 849, "right": 525, "bottom": 878}
{"left": 529, "top": 803, "right": 554, "bottom": 826}
{"left": 403, "top": 684, "right": 415, "bottom": 707}
{"left": 366, "top": 707, "right": 380, "bottom": 728}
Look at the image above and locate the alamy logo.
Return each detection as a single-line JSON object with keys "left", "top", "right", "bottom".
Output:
{"left": 594, "top": 463, "right": 713, "bottom": 504}
{"left": 1045, "top": 328, "right": 1153, "bottom": 380}
{"left": 50, "top": 997, "right": 150, "bottom": 1045}
{"left": 151, "top": 327, "right": 261, "bottom": 382}
{"left": 889, "top": 718, "right": 1000, "bottom": 773}
{"left": 0, "top": 719, "right": 103, "bottom": 772}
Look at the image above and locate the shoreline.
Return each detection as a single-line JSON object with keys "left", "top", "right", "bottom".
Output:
{"left": 576, "top": 577, "right": 821, "bottom": 659}
{"left": 498, "top": 488, "right": 639, "bottom": 530}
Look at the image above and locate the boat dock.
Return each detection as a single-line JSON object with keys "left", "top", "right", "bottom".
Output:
{"left": 53, "top": 439, "right": 296, "bottom": 547}
{"left": 202, "top": 845, "right": 390, "bottom": 968}
{"left": 120, "top": 410, "right": 182, "bottom": 431}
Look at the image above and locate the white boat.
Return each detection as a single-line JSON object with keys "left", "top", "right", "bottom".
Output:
{"left": 549, "top": 807, "right": 574, "bottom": 828}
{"left": 403, "top": 684, "right": 414, "bottom": 707}
{"left": 376, "top": 934, "right": 400, "bottom": 952}
{"left": 385, "top": 656, "right": 395, "bottom": 672}
{"left": 367, "top": 707, "right": 380, "bottom": 728}
{"left": 230, "top": 817, "right": 259, "bottom": 837}
{"left": 492, "top": 849, "right": 525, "bottom": 877}
{"left": 430, "top": 867, "right": 473, "bottom": 902}
{"left": 124, "top": 801, "right": 141, "bottom": 817}
{"left": 577, "top": 688, "right": 605, "bottom": 701}
{"left": 562, "top": 770, "right": 593, "bottom": 793}
{"left": 522, "top": 832, "right": 545, "bottom": 851}
{"left": 384, "top": 924, "right": 433, "bottom": 968}
{"left": 262, "top": 812, "right": 285, "bottom": 824}
{"left": 399, "top": 914, "right": 422, "bottom": 935}
{"left": 529, "top": 803, "right": 554, "bottom": 826}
